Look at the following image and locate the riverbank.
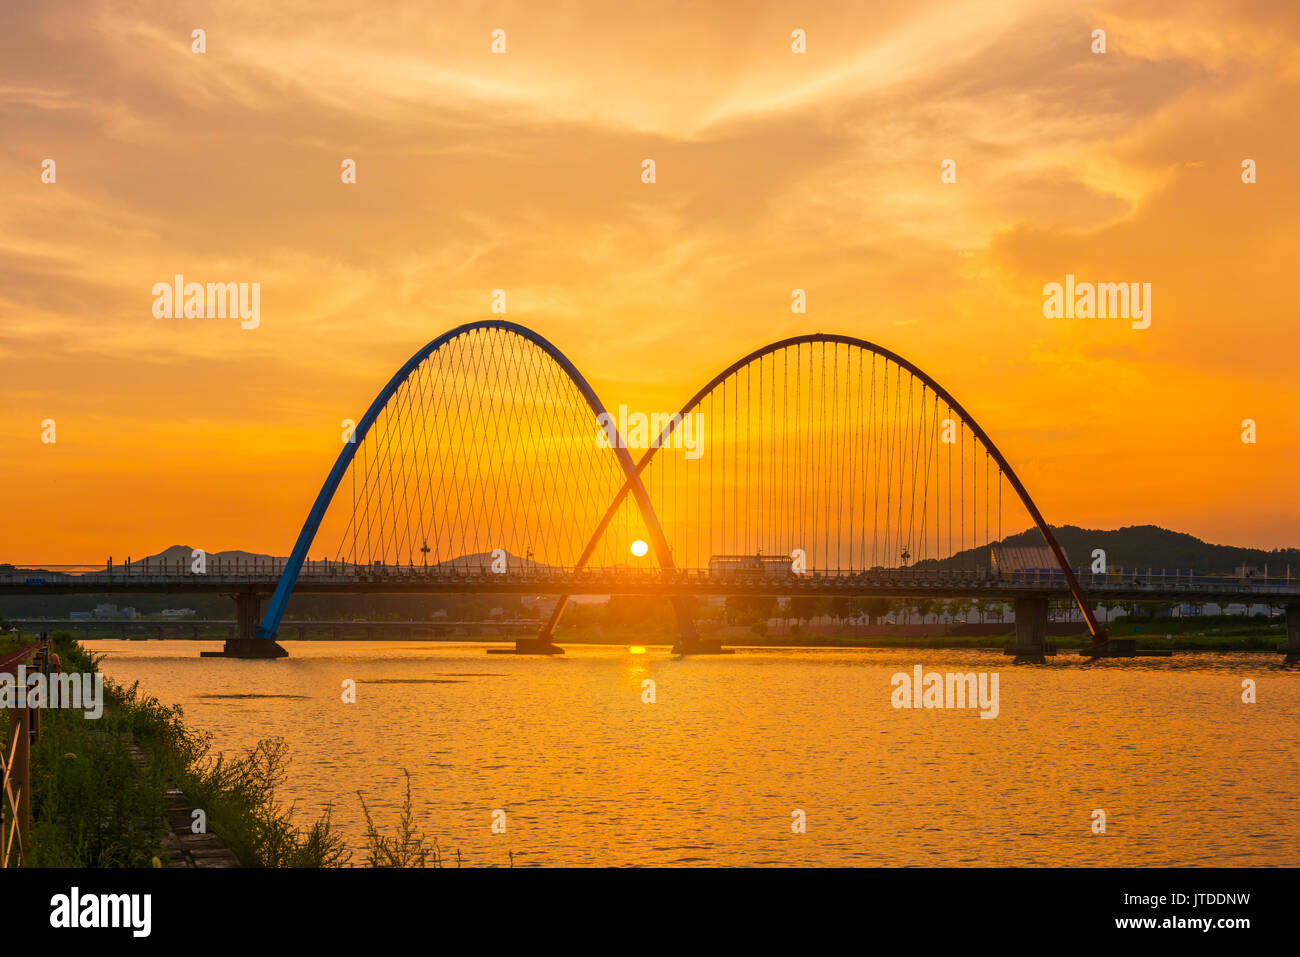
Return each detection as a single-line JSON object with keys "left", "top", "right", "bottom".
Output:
{"left": 60, "top": 617, "right": 1289, "bottom": 653}
{"left": 551, "top": 635, "right": 1285, "bottom": 652}
{"left": 0, "top": 632, "right": 350, "bottom": 867}
{"left": 549, "top": 614, "right": 1287, "bottom": 652}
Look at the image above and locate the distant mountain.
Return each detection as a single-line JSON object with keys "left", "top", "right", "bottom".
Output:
{"left": 141, "top": 545, "right": 277, "bottom": 565}
{"left": 142, "top": 530, "right": 1300, "bottom": 576}
{"left": 5, "top": 529, "right": 1294, "bottom": 579}
{"left": 432, "top": 550, "right": 554, "bottom": 572}
{"left": 926, "top": 525, "right": 1300, "bottom": 575}
{"left": 133, "top": 546, "right": 556, "bottom": 572}
{"left": 0, "top": 546, "right": 280, "bottom": 574}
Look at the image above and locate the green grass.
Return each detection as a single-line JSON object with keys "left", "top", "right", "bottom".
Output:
{"left": 358, "top": 769, "right": 449, "bottom": 867}
{"left": 3, "top": 631, "right": 468, "bottom": 867}
{"left": 111, "top": 677, "right": 352, "bottom": 867}
{"left": 27, "top": 706, "right": 169, "bottom": 867}
{"left": 7, "top": 632, "right": 170, "bottom": 866}
{"left": 4, "top": 632, "right": 351, "bottom": 867}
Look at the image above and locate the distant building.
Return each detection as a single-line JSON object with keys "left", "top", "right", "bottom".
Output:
{"left": 70, "top": 611, "right": 92, "bottom": 621}
{"left": 990, "top": 544, "right": 1066, "bottom": 573}
{"left": 93, "top": 603, "right": 119, "bottom": 619}
{"left": 160, "top": 608, "right": 196, "bottom": 619}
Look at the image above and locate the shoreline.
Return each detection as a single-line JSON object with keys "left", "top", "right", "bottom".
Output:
{"left": 77, "top": 632, "right": 1289, "bottom": 653}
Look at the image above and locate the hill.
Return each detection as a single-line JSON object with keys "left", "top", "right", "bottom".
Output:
{"left": 928, "top": 525, "right": 1299, "bottom": 575}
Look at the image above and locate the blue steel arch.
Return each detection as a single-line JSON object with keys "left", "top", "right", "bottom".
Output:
{"left": 255, "top": 319, "right": 680, "bottom": 642}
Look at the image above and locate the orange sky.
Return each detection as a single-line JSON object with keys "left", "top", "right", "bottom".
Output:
{"left": 2, "top": 0, "right": 1298, "bottom": 561}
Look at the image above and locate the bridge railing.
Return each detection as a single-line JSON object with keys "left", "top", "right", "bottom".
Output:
{"left": 1, "top": 561, "right": 1297, "bottom": 598}
{"left": 0, "top": 636, "right": 52, "bottom": 868}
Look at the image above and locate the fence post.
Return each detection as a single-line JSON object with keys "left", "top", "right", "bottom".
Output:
{"left": 9, "top": 704, "right": 31, "bottom": 865}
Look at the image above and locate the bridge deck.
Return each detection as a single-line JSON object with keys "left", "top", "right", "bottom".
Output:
{"left": 3, "top": 568, "right": 1296, "bottom": 604}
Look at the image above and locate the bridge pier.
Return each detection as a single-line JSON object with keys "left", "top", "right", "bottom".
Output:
{"left": 670, "top": 597, "right": 731, "bottom": 655}
{"left": 671, "top": 601, "right": 732, "bottom": 655}
{"left": 519, "top": 592, "right": 725, "bottom": 656}
{"left": 672, "top": 637, "right": 732, "bottom": 655}
{"left": 200, "top": 593, "right": 287, "bottom": 659}
{"left": 1279, "top": 604, "right": 1300, "bottom": 663}
{"left": 1003, "top": 598, "right": 1056, "bottom": 662}
{"left": 519, "top": 597, "right": 574, "bottom": 655}
{"left": 1078, "top": 637, "right": 1139, "bottom": 658}
{"left": 487, "top": 636, "right": 566, "bottom": 655}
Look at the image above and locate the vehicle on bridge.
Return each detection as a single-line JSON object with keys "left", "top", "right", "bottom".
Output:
{"left": 990, "top": 544, "right": 1068, "bottom": 576}
{"left": 708, "top": 553, "right": 797, "bottom": 580}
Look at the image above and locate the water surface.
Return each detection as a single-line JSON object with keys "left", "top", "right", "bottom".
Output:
{"left": 87, "top": 641, "right": 1300, "bottom": 866}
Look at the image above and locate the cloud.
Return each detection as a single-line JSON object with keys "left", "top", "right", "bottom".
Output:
{"left": 2, "top": 0, "right": 1299, "bottom": 554}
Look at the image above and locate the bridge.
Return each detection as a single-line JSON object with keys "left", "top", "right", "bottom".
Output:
{"left": 5, "top": 563, "right": 1297, "bottom": 659}
{"left": 5, "top": 618, "right": 542, "bottom": 641}
{"left": 6, "top": 562, "right": 1297, "bottom": 604}
{"left": 7, "top": 320, "right": 1299, "bottom": 662}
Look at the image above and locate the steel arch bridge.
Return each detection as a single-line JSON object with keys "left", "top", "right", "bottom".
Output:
{"left": 253, "top": 321, "right": 1105, "bottom": 656}
{"left": 255, "top": 320, "right": 694, "bottom": 649}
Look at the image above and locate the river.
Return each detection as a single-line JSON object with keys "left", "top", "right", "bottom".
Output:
{"left": 86, "top": 641, "right": 1300, "bottom": 866}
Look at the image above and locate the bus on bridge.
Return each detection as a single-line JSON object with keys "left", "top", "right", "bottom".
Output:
{"left": 708, "top": 553, "right": 797, "bottom": 580}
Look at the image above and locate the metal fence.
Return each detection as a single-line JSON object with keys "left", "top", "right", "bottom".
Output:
{"left": 1, "top": 636, "right": 52, "bottom": 867}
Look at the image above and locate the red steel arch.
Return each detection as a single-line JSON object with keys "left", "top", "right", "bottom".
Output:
{"left": 546, "top": 333, "right": 1108, "bottom": 644}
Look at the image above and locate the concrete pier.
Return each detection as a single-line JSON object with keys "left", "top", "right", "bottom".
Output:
{"left": 200, "top": 592, "right": 287, "bottom": 658}
{"left": 1078, "top": 637, "right": 1139, "bottom": 658}
{"left": 486, "top": 636, "right": 566, "bottom": 655}
{"left": 1002, "top": 597, "right": 1056, "bottom": 662}
{"left": 1279, "top": 604, "right": 1300, "bottom": 663}
{"left": 672, "top": 637, "right": 734, "bottom": 655}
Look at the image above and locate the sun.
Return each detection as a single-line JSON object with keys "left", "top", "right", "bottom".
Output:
{"left": 630, "top": 539, "right": 648, "bottom": 557}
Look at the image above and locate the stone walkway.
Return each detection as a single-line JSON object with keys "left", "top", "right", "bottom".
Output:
{"left": 160, "top": 786, "right": 241, "bottom": 867}
{"left": 122, "top": 738, "right": 240, "bottom": 867}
